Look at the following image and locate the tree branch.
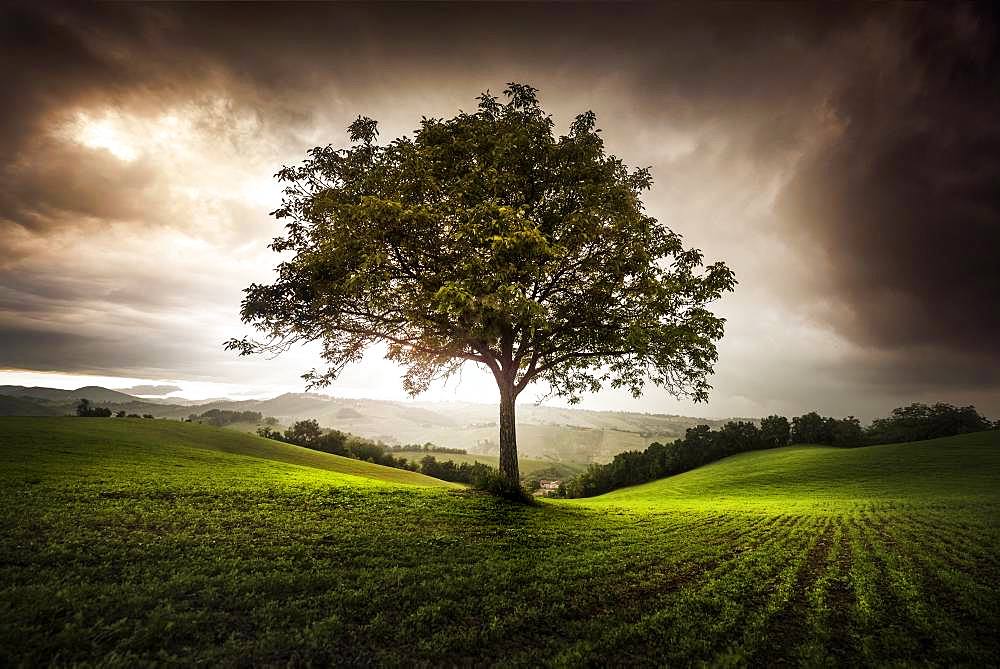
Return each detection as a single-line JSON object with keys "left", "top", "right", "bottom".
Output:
{"left": 514, "top": 349, "right": 632, "bottom": 393}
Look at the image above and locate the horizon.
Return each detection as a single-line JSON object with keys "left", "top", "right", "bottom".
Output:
{"left": 1, "top": 371, "right": 991, "bottom": 426}
{"left": 0, "top": 371, "right": 756, "bottom": 422}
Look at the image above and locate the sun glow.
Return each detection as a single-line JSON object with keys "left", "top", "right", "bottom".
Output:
{"left": 71, "top": 112, "right": 139, "bottom": 161}
{"left": 66, "top": 109, "right": 199, "bottom": 163}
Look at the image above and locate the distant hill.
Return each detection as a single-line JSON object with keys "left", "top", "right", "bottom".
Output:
{"left": 571, "top": 429, "right": 1000, "bottom": 513}
{"left": 0, "top": 417, "right": 450, "bottom": 488}
{"left": 0, "top": 385, "right": 141, "bottom": 404}
{"left": 0, "top": 384, "right": 736, "bottom": 463}
{"left": 0, "top": 395, "right": 63, "bottom": 416}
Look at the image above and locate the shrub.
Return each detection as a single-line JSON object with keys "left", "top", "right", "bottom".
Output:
{"left": 470, "top": 467, "right": 536, "bottom": 504}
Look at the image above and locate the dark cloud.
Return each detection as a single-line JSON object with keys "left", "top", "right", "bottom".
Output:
{"left": 1, "top": 139, "right": 160, "bottom": 231}
{"left": 776, "top": 3, "right": 1000, "bottom": 378}
{"left": 0, "top": 316, "right": 195, "bottom": 376}
{"left": 0, "top": 324, "right": 105, "bottom": 372}
{"left": 0, "top": 3, "right": 185, "bottom": 153}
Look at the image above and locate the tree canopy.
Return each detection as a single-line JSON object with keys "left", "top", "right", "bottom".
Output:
{"left": 228, "top": 83, "right": 736, "bottom": 485}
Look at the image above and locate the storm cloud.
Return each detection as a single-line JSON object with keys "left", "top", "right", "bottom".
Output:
{"left": 777, "top": 4, "right": 1000, "bottom": 365}
{"left": 1, "top": 2, "right": 997, "bottom": 417}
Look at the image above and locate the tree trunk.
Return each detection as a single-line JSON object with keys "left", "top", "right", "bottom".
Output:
{"left": 498, "top": 381, "right": 520, "bottom": 485}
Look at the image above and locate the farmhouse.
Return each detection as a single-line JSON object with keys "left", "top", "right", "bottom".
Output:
{"left": 536, "top": 479, "right": 562, "bottom": 496}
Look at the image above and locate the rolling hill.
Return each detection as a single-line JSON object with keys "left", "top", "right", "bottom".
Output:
{"left": 0, "top": 394, "right": 63, "bottom": 416}
{"left": 0, "top": 385, "right": 141, "bottom": 403}
{"left": 0, "top": 418, "right": 997, "bottom": 665}
{"left": 0, "top": 417, "right": 449, "bottom": 488}
{"left": 0, "top": 385, "right": 736, "bottom": 463}
{"left": 567, "top": 430, "right": 1000, "bottom": 512}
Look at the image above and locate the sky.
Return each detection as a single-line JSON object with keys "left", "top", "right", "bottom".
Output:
{"left": 1, "top": 2, "right": 998, "bottom": 420}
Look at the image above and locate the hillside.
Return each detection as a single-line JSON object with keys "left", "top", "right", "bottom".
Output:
{"left": 0, "top": 417, "right": 450, "bottom": 488}
{"left": 0, "top": 395, "right": 62, "bottom": 416}
{"left": 172, "top": 394, "right": 724, "bottom": 460}
{"left": 0, "top": 385, "right": 140, "bottom": 403}
{"left": 569, "top": 430, "right": 1000, "bottom": 512}
{"left": 1, "top": 419, "right": 997, "bottom": 665}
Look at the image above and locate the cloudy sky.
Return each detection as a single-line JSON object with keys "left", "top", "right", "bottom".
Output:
{"left": 1, "top": 2, "right": 998, "bottom": 419}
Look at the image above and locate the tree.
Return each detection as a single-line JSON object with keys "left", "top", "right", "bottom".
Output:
{"left": 791, "top": 412, "right": 832, "bottom": 444}
{"left": 75, "top": 398, "right": 111, "bottom": 417}
{"left": 283, "top": 419, "right": 323, "bottom": 445}
{"left": 257, "top": 425, "right": 282, "bottom": 440}
{"left": 717, "top": 421, "right": 762, "bottom": 456}
{"left": 830, "top": 416, "right": 863, "bottom": 447}
{"left": 760, "top": 415, "right": 790, "bottom": 449}
{"left": 227, "top": 84, "right": 735, "bottom": 485}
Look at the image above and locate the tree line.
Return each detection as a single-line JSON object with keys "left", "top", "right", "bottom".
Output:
{"left": 559, "top": 403, "right": 996, "bottom": 498}
{"left": 559, "top": 416, "right": 791, "bottom": 498}
{"left": 863, "top": 403, "right": 993, "bottom": 444}
{"left": 187, "top": 409, "right": 266, "bottom": 427}
{"left": 256, "top": 420, "right": 505, "bottom": 489}
{"left": 258, "top": 419, "right": 528, "bottom": 498}
{"left": 417, "top": 455, "right": 493, "bottom": 484}
{"left": 75, "top": 399, "right": 153, "bottom": 419}
{"left": 384, "top": 442, "right": 468, "bottom": 455}
{"left": 257, "top": 420, "right": 413, "bottom": 468}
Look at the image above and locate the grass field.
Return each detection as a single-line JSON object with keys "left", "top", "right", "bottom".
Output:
{"left": 0, "top": 417, "right": 450, "bottom": 488}
{"left": 1, "top": 418, "right": 998, "bottom": 666}
{"left": 571, "top": 434, "right": 1000, "bottom": 512}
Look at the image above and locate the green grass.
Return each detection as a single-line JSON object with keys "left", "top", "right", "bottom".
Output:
{"left": 568, "top": 432, "right": 1000, "bottom": 512}
{"left": 220, "top": 420, "right": 271, "bottom": 434}
{"left": 1, "top": 418, "right": 998, "bottom": 666}
{"left": 0, "top": 417, "right": 450, "bottom": 488}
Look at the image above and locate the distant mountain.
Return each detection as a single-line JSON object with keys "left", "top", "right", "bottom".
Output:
{"left": 0, "top": 385, "right": 737, "bottom": 463}
{"left": 145, "top": 397, "right": 232, "bottom": 407}
{"left": 0, "top": 395, "right": 64, "bottom": 416}
{"left": 0, "top": 385, "right": 141, "bottom": 404}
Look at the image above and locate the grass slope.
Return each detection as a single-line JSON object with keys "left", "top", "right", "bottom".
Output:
{"left": 0, "top": 417, "right": 450, "bottom": 488}
{"left": 570, "top": 431, "right": 1000, "bottom": 512}
{"left": 1, "top": 418, "right": 998, "bottom": 666}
